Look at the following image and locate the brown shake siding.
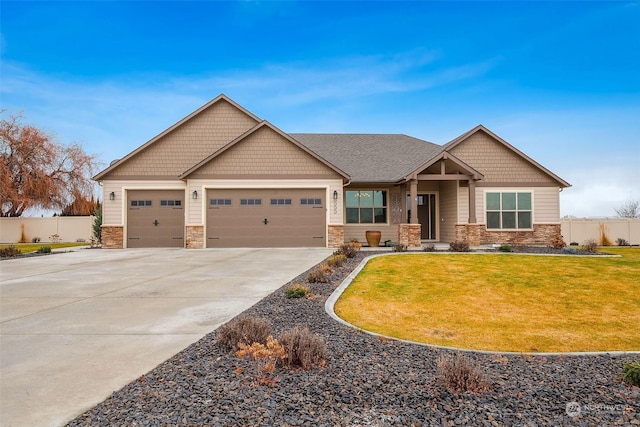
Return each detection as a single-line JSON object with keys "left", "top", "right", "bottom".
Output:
{"left": 106, "top": 100, "right": 258, "bottom": 177}
{"left": 190, "top": 126, "right": 339, "bottom": 177}
{"left": 449, "top": 131, "right": 552, "bottom": 183}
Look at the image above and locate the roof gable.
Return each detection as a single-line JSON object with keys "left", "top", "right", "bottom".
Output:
{"left": 406, "top": 151, "right": 484, "bottom": 181}
{"left": 93, "top": 95, "right": 260, "bottom": 180}
{"left": 444, "top": 125, "right": 571, "bottom": 187}
{"left": 181, "top": 122, "right": 349, "bottom": 180}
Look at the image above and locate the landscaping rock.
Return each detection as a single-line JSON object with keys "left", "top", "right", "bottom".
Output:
{"left": 68, "top": 251, "right": 638, "bottom": 426}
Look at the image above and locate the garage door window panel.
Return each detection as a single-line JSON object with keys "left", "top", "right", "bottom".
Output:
{"left": 270, "top": 199, "right": 292, "bottom": 205}
{"left": 240, "top": 199, "right": 262, "bottom": 206}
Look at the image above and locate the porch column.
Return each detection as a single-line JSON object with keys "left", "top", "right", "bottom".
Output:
{"left": 410, "top": 179, "right": 418, "bottom": 224}
{"left": 468, "top": 179, "right": 477, "bottom": 224}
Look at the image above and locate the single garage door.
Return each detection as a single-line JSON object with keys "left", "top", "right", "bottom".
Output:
{"left": 207, "top": 189, "right": 326, "bottom": 247}
{"left": 127, "top": 190, "right": 185, "bottom": 248}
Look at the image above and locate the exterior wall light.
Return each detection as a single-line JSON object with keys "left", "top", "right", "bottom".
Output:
{"left": 333, "top": 190, "right": 338, "bottom": 201}
{"left": 192, "top": 190, "right": 198, "bottom": 200}
{"left": 109, "top": 191, "right": 115, "bottom": 201}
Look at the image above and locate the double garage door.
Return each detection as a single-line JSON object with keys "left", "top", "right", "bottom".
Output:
{"left": 207, "top": 189, "right": 326, "bottom": 248}
{"left": 126, "top": 189, "right": 326, "bottom": 248}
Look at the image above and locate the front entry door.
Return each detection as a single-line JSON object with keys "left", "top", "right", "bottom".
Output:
{"left": 417, "top": 194, "right": 437, "bottom": 240}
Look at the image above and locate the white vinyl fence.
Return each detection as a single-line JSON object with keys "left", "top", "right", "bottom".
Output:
{"left": 0, "top": 216, "right": 95, "bottom": 244}
{"left": 561, "top": 218, "right": 640, "bottom": 246}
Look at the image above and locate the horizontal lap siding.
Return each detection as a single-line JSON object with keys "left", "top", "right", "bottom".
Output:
{"left": 344, "top": 224, "right": 398, "bottom": 245}
{"left": 439, "top": 181, "right": 457, "bottom": 242}
{"left": 102, "top": 181, "right": 186, "bottom": 225}
{"left": 533, "top": 187, "right": 560, "bottom": 223}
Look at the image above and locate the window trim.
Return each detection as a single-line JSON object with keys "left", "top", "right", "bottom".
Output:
{"left": 344, "top": 189, "right": 389, "bottom": 225}
{"left": 484, "top": 189, "right": 533, "bottom": 230}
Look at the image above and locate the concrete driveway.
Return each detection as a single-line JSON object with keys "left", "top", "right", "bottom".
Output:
{"left": 0, "top": 247, "right": 331, "bottom": 427}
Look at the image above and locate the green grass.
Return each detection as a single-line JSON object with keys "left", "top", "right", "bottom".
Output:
{"left": 335, "top": 247, "right": 640, "bottom": 352}
{"left": 0, "top": 242, "right": 88, "bottom": 254}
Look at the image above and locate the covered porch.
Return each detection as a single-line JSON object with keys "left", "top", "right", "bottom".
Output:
{"left": 398, "top": 152, "right": 483, "bottom": 247}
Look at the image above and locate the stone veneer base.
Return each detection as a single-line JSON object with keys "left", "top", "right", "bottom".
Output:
{"left": 101, "top": 225, "right": 124, "bottom": 249}
{"left": 455, "top": 224, "right": 562, "bottom": 246}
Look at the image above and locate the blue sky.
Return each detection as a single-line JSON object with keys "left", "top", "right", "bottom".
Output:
{"left": 1, "top": 1, "right": 638, "bottom": 217}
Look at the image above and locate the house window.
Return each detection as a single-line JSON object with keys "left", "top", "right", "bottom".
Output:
{"left": 345, "top": 190, "right": 387, "bottom": 224}
{"left": 486, "top": 192, "right": 532, "bottom": 229}
{"left": 210, "top": 199, "right": 231, "bottom": 206}
{"left": 131, "top": 200, "right": 152, "bottom": 207}
{"left": 160, "top": 200, "right": 182, "bottom": 207}
{"left": 240, "top": 199, "right": 262, "bottom": 206}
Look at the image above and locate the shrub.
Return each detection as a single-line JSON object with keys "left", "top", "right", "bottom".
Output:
{"left": 285, "top": 283, "right": 310, "bottom": 299}
{"left": 436, "top": 353, "right": 487, "bottom": 393}
{"left": 622, "top": 361, "right": 640, "bottom": 387}
{"left": 326, "top": 253, "right": 347, "bottom": 268}
{"left": 393, "top": 243, "right": 408, "bottom": 252}
{"left": 569, "top": 242, "right": 579, "bottom": 246}
{"left": 616, "top": 238, "right": 630, "bottom": 246}
{"left": 236, "top": 336, "right": 286, "bottom": 385}
{"left": 334, "top": 242, "right": 361, "bottom": 258}
{"left": 49, "top": 234, "right": 61, "bottom": 243}
{"left": 599, "top": 223, "right": 613, "bottom": 246}
{"left": 449, "top": 240, "right": 470, "bottom": 252}
{"left": 307, "top": 263, "right": 332, "bottom": 283}
{"left": 216, "top": 316, "right": 273, "bottom": 351}
{"left": 423, "top": 243, "right": 436, "bottom": 252}
{"left": 548, "top": 235, "right": 566, "bottom": 249}
{"left": 93, "top": 205, "right": 103, "bottom": 243}
{"left": 498, "top": 244, "right": 512, "bottom": 252}
{"left": 31, "top": 237, "right": 41, "bottom": 243}
{"left": 278, "top": 326, "right": 327, "bottom": 370}
{"left": 0, "top": 246, "right": 22, "bottom": 258}
{"left": 36, "top": 245, "right": 52, "bottom": 254}
{"left": 582, "top": 238, "right": 599, "bottom": 254}
{"left": 19, "top": 224, "right": 27, "bottom": 243}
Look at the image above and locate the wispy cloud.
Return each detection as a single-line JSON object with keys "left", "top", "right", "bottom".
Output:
{"left": 164, "top": 49, "right": 496, "bottom": 108}
{"left": 1, "top": 51, "right": 497, "bottom": 154}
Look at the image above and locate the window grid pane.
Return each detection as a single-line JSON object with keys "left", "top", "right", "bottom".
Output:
{"left": 345, "top": 190, "right": 388, "bottom": 224}
{"left": 486, "top": 192, "right": 532, "bottom": 229}
{"left": 502, "top": 193, "right": 516, "bottom": 210}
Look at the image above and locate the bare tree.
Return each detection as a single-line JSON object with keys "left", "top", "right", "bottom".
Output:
{"left": 0, "top": 113, "right": 99, "bottom": 217}
{"left": 615, "top": 200, "right": 640, "bottom": 218}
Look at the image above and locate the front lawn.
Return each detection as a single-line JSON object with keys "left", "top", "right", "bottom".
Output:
{"left": 334, "top": 248, "right": 640, "bottom": 352}
{"left": 0, "top": 242, "right": 89, "bottom": 254}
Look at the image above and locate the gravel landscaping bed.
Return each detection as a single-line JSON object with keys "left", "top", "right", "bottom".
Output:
{"left": 68, "top": 251, "right": 639, "bottom": 426}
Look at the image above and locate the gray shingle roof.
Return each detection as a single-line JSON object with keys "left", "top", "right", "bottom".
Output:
{"left": 290, "top": 134, "right": 443, "bottom": 183}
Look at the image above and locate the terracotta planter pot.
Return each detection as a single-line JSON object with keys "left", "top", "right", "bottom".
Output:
{"left": 365, "top": 230, "right": 382, "bottom": 247}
